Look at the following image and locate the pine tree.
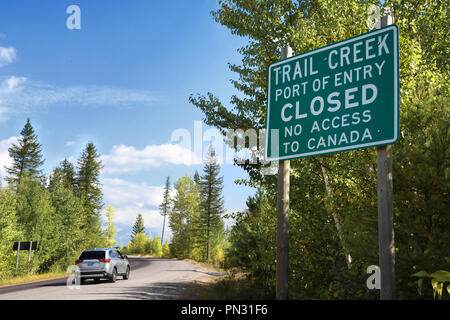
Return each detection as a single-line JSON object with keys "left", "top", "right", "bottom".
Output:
{"left": 159, "top": 176, "right": 171, "bottom": 245}
{"left": 192, "top": 169, "right": 207, "bottom": 261}
{"left": 131, "top": 213, "right": 146, "bottom": 240}
{"left": 60, "top": 158, "right": 76, "bottom": 190}
{"left": 76, "top": 142, "right": 103, "bottom": 211}
{"left": 48, "top": 171, "right": 85, "bottom": 268}
{"left": 199, "top": 145, "right": 225, "bottom": 262}
{"left": 193, "top": 170, "right": 201, "bottom": 185}
{"left": 75, "top": 142, "right": 104, "bottom": 247}
{"left": 5, "top": 118, "right": 44, "bottom": 184}
{"left": 48, "top": 158, "right": 76, "bottom": 192}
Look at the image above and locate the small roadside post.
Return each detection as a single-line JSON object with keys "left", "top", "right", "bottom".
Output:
{"left": 14, "top": 241, "right": 20, "bottom": 277}
{"left": 13, "top": 241, "right": 38, "bottom": 276}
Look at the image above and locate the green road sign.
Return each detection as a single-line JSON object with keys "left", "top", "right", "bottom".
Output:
{"left": 265, "top": 25, "right": 399, "bottom": 161}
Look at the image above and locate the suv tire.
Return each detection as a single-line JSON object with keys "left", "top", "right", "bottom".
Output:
{"left": 123, "top": 266, "right": 130, "bottom": 280}
{"left": 110, "top": 268, "right": 117, "bottom": 283}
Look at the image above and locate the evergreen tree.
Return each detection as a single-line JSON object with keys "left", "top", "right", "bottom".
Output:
{"left": 192, "top": 169, "right": 207, "bottom": 261}
{"left": 131, "top": 213, "right": 146, "bottom": 239}
{"left": 75, "top": 142, "right": 104, "bottom": 246}
{"left": 5, "top": 118, "right": 44, "bottom": 184}
{"left": 159, "top": 176, "right": 171, "bottom": 245}
{"left": 48, "top": 158, "right": 77, "bottom": 196}
{"left": 198, "top": 145, "right": 225, "bottom": 262}
{"left": 76, "top": 142, "right": 103, "bottom": 212}
{"left": 48, "top": 171, "right": 85, "bottom": 269}
{"left": 193, "top": 170, "right": 201, "bottom": 185}
{"left": 59, "top": 158, "right": 76, "bottom": 190}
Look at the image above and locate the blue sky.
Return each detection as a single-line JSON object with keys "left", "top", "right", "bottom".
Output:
{"left": 0, "top": 0, "right": 257, "bottom": 246}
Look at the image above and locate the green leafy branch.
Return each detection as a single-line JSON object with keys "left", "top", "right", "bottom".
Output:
{"left": 412, "top": 270, "right": 450, "bottom": 300}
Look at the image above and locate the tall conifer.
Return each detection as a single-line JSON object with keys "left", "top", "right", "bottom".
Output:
{"left": 131, "top": 213, "right": 146, "bottom": 240}
{"left": 5, "top": 118, "right": 44, "bottom": 184}
{"left": 76, "top": 142, "right": 103, "bottom": 214}
{"left": 159, "top": 176, "right": 171, "bottom": 245}
{"left": 199, "top": 145, "right": 225, "bottom": 261}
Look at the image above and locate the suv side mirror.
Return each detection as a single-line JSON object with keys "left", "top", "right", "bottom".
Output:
{"left": 124, "top": 255, "right": 128, "bottom": 259}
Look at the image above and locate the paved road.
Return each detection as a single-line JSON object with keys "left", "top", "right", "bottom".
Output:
{"left": 0, "top": 257, "right": 225, "bottom": 300}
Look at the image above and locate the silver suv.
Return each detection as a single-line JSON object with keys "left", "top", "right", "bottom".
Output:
{"left": 76, "top": 248, "right": 130, "bottom": 284}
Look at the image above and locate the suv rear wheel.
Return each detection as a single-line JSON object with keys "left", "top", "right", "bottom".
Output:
{"left": 110, "top": 268, "right": 117, "bottom": 283}
{"left": 123, "top": 266, "right": 130, "bottom": 280}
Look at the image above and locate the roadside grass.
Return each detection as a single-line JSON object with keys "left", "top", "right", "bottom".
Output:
{"left": 123, "top": 253, "right": 170, "bottom": 258}
{"left": 183, "top": 259, "right": 225, "bottom": 272}
{"left": 0, "top": 272, "right": 68, "bottom": 287}
{"left": 179, "top": 269, "right": 275, "bottom": 300}
{"left": 126, "top": 253, "right": 155, "bottom": 257}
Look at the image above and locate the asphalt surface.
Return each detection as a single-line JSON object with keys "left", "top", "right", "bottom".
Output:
{"left": 0, "top": 256, "right": 226, "bottom": 300}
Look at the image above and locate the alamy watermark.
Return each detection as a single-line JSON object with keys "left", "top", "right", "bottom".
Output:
{"left": 66, "top": 5, "right": 81, "bottom": 30}
{"left": 170, "top": 121, "right": 279, "bottom": 175}
{"left": 366, "top": 265, "right": 381, "bottom": 290}
{"left": 66, "top": 264, "right": 81, "bottom": 289}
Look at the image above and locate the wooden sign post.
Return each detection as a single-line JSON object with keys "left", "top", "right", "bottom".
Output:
{"left": 276, "top": 45, "right": 292, "bottom": 300}
{"left": 13, "top": 241, "right": 38, "bottom": 276}
{"left": 376, "top": 14, "right": 396, "bottom": 300}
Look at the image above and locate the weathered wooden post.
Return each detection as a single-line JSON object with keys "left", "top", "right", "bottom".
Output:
{"left": 377, "top": 14, "right": 396, "bottom": 300}
{"left": 276, "top": 45, "right": 292, "bottom": 300}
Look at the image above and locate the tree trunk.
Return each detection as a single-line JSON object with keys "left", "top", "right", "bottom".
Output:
{"left": 320, "top": 164, "right": 352, "bottom": 270}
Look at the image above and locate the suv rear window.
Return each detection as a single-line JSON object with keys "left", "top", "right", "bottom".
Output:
{"left": 79, "top": 251, "right": 105, "bottom": 260}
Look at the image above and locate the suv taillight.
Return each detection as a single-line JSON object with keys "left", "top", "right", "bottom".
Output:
{"left": 75, "top": 260, "right": 83, "bottom": 264}
{"left": 99, "top": 259, "right": 111, "bottom": 263}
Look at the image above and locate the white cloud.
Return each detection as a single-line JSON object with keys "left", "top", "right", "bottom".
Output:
{"left": 65, "top": 141, "right": 76, "bottom": 147}
{"left": 102, "top": 143, "right": 202, "bottom": 174}
{"left": 101, "top": 177, "right": 176, "bottom": 239}
{"left": 0, "top": 76, "right": 159, "bottom": 120}
{"left": 0, "top": 46, "right": 17, "bottom": 67}
{"left": 0, "top": 76, "right": 26, "bottom": 93}
{"left": 103, "top": 178, "right": 164, "bottom": 208}
{"left": 110, "top": 206, "right": 163, "bottom": 230}
{"left": 0, "top": 76, "right": 27, "bottom": 121}
{"left": 0, "top": 136, "right": 19, "bottom": 179}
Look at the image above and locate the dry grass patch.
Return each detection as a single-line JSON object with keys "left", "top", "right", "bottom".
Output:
{"left": 177, "top": 269, "right": 263, "bottom": 300}
{"left": 0, "top": 272, "right": 67, "bottom": 287}
{"left": 183, "top": 259, "right": 224, "bottom": 271}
